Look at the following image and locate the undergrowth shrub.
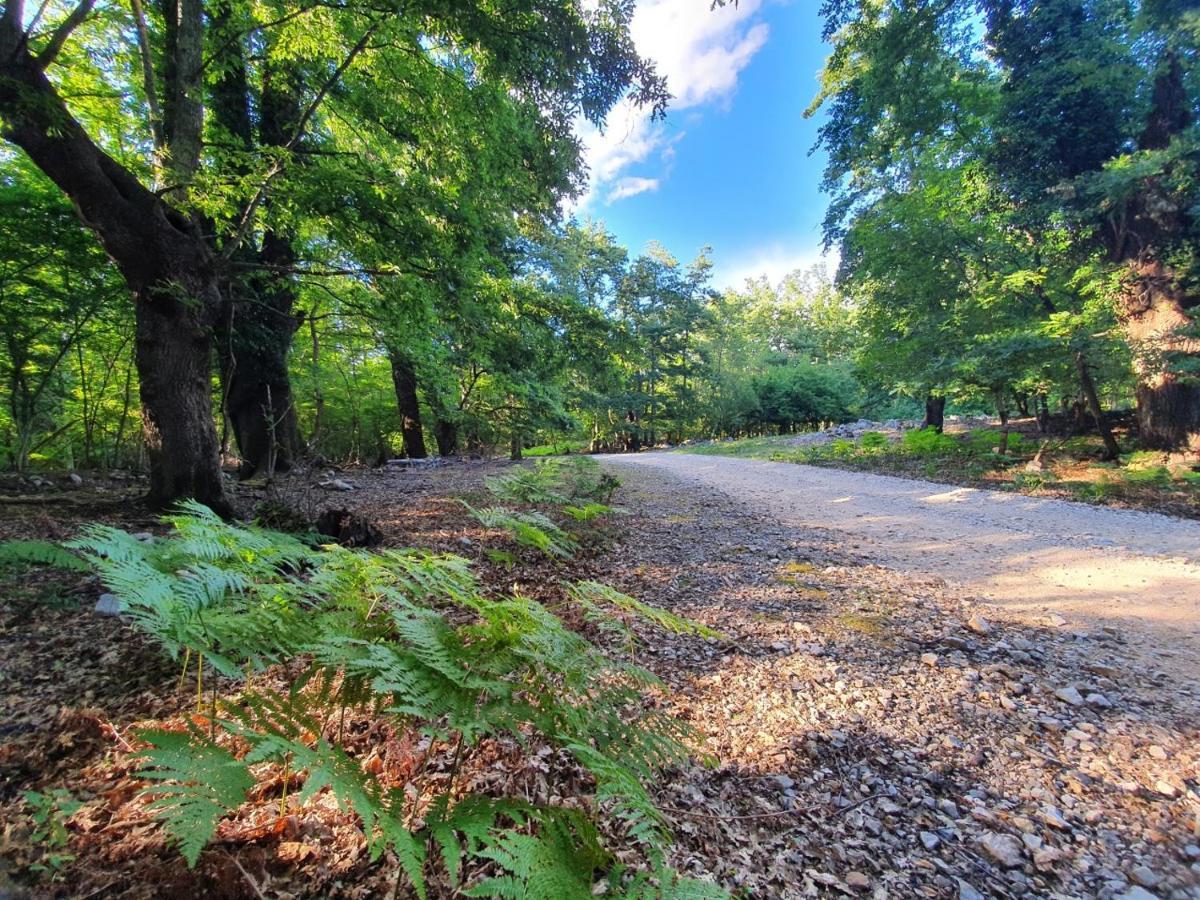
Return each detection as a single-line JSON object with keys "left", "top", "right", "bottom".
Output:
{"left": 3, "top": 505, "right": 725, "bottom": 899}
{"left": 486, "top": 458, "right": 619, "bottom": 506}
{"left": 857, "top": 431, "right": 889, "bottom": 453}
{"left": 473, "top": 458, "right": 621, "bottom": 560}
{"left": 900, "top": 427, "right": 959, "bottom": 457}
{"left": 460, "top": 503, "right": 580, "bottom": 558}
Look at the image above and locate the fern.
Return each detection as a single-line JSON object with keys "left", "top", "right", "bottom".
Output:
{"left": 464, "top": 811, "right": 607, "bottom": 900}
{"left": 135, "top": 728, "right": 255, "bottom": 867}
{"left": 561, "top": 502, "right": 617, "bottom": 522}
{"left": 0, "top": 540, "right": 91, "bottom": 572}
{"left": 566, "top": 581, "right": 722, "bottom": 640}
{"left": 7, "top": 509, "right": 728, "bottom": 899}
{"left": 486, "top": 465, "right": 570, "bottom": 504}
{"left": 485, "top": 458, "right": 619, "bottom": 506}
{"left": 461, "top": 503, "right": 578, "bottom": 558}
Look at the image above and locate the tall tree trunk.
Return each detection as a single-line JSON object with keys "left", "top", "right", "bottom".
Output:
{"left": 923, "top": 394, "right": 946, "bottom": 432}
{"left": 217, "top": 232, "right": 302, "bottom": 477}
{"left": 1075, "top": 352, "right": 1121, "bottom": 461}
{"left": 210, "top": 35, "right": 303, "bottom": 478}
{"left": 510, "top": 432, "right": 522, "bottom": 461}
{"left": 389, "top": 350, "right": 427, "bottom": 459}
{"left": 308, "top": 316, "right": 324, "bottom": 452}
{"left": 1108, "top": 50, "right": 1200, "bottom": 458}
{"left": 0, "top": 13, "right": 232, "bottom": 513}
{"left": 433, "top": 419, "right": 458, "bottom": 457}
{"left": 137, "top": 282, "right": 231, "bottom": 509}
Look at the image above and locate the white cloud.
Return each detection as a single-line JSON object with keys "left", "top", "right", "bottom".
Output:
{"left": 575, "top": 0, "right": 771, "bottom": 208}
{"left": 608, "top": 176, "right": 661, "bottom": 202}
{"left": 714, "top": 243, "right": 841, "bottom": 292}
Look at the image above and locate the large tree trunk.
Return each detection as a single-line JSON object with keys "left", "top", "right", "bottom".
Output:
{"left": 1119, "top": 260, "right": 1200, "bottom": 456}
{"left": 389, "top": 350, "right": 427, "bottom": 458}
{"left": 137, "top": 281, "right": 231, "bottom": 509}
{"left": 0, "top": 12, "right": 232, "bottom": 513}
{"left": 211, "top": 39, "right": 303, "bottom": 478}
{"left": 1107, "top": 50, "right": 1200, "bottom": 458}
{"left": 218, "top": 261, "right": 302, "bottom": 478}
{"left": 922, "top": 394, "right": 946, "bottom": 432}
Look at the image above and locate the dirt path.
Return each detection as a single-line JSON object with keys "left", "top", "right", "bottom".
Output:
{"left": 595, "top": 459, "right": 1200, "bottom": 898}
{"left": 602, "top": 452, "right": 1200, "bottom": 680}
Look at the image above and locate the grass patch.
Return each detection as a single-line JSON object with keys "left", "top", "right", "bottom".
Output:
{"left": 681, "top": 435, "right": 797, "bottom": 459}
{"left": 833, "top": 611, "right": 888, "bottom": 636}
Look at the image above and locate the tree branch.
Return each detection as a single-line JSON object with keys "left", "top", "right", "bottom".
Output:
{"left": 219, "top": 20, "right": 381, "bottom": 261}
{"left": 128, "top": 0, "right": 164, "bottom": 154}
{"left": 34, "top": 0, "right": 95, "bottom": 69}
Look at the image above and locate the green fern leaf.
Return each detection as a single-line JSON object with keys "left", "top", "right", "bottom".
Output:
{"left": 135, "top": 729, "right": 253, "bottom": 867}
{"left": 0, "top": 540, "right": 90, "bottom": 572}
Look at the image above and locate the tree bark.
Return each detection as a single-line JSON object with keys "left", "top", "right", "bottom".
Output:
{"left": 922, "top": 394, "right": 946, "bottom": 432}
{"left": 218, "top": 257, "right": 302, "bottom": 478}
{"left": 1075, "top": 352, "right": 1121, "bottom": 461}
{"left": 210, "top": 37, "right": 303, "bottom": 478}
{"left": 433, "top": 419, "right": 458, "bottom": 457}
{"left": 1106, "top": 49, "right": 1200, "bottom": 458}
{"left": 509, "top": 432, "right": 522, "bottom": 461}
{"left": 0, "top": 17, "right": 231, "bottom": 513}
{"left": 389, "top": 350, "right": 427, "bottom": 458}
{"left": 994, "top": 393, "right": 1010, "bottom": 456}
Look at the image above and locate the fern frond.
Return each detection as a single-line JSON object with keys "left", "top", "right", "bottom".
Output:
{"left": 561, "top": 502, "right": 618, "bottom": 522}
{"left": 0, "top": 540, "right": 90, "bottom": 572}
{"left": 135, "top": 729, "right": 254, "bottom": 867}
{"left": 566, "top": 581, "right": 722, "bottom": 639}
{"left": 462, "top": 503, "right": 577, "bottom": 559}
{"left": 464, "top": 809, "right": 609, "bottom": 900}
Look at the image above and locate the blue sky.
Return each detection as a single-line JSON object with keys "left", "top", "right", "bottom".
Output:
{"left": 573, "top": 0, "right": 835, "bottom": 290}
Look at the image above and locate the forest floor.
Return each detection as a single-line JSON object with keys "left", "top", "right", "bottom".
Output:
{"left": 1, "top": 461, "right": 1199, "bottom": 898}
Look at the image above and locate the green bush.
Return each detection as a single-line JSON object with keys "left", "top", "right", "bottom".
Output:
{"left": 3, "top": 506, "right": 724, "bottom": 898}
{"left": 486, "top": 457, "right": 619, "bottom": 506}
{"left": 857, "top": 431, "right": 889, "bottom": 452}
{"left": 829, "top": 438, "right": 857, "bottom": 459}
{"left": 900, "top": 427, "right": 959, "bottom": 457}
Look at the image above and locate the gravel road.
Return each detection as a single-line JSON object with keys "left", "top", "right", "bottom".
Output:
{"left": 602, "top": 452, "right": 1200, "bottom": 677}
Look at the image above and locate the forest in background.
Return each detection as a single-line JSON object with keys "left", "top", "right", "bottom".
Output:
{"left": 3, "top": 0, "right": 1199, "bottom": 503}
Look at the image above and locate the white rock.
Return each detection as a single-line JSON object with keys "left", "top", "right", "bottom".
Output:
{"left": 1153, "top": 780, "right": 1178, "bottom": 798}
{"left": 68, "top": 473, "right": 83, "bottom": 485}
{"left": 320, "top": 478, "right": 355, "bottom": 492}
{"left": 94, "top": 593, "right": 122, "bottom": 615}
{"left": 1085, "top": 692, "right": 1113, "bottom": 708}
{"left": 978, "top": 831, "right": 1024, "bottom": 868}
{"left": 921, "top": 652, "right": 939, "bottom": 667}
{"left": 1117, "top": 888, "right": 1160, "bottom": 900}
{"left": 1054, "top": 686, "right": 1084, "bottom": 706}
{"left": 956, "top": 879, "right": 985, "bottom": 900}
{"left": 967, "top": 615, "right": 992, "bottom": 635}
{"left": 1037, "top": 806, "right": 1069, "bottom": 830}
{"left": 1129, "top": 866, "right": 1162, "bottom": 889}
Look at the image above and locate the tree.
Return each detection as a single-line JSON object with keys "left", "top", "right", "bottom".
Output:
{"left": 0, "top": 0, "right": 667, "bottom": 508}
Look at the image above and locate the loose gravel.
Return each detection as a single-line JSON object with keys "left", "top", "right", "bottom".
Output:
{"left": 594, "top": 458, "right": 1200, "bottom": 899}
